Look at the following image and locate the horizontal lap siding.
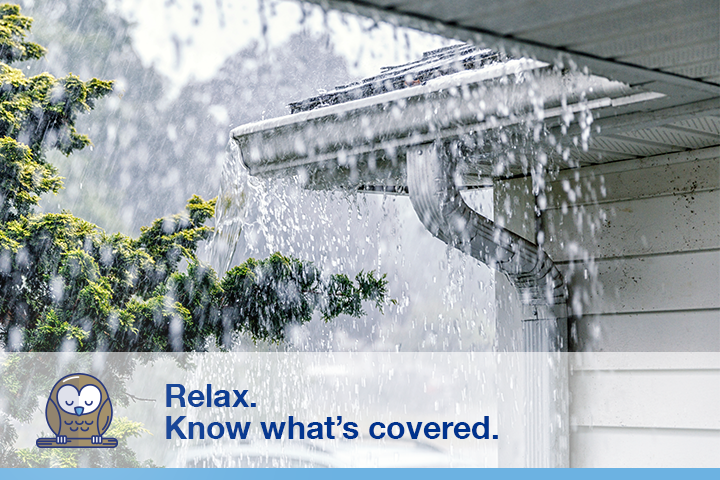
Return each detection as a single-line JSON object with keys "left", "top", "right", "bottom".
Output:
{"left": 564, "top": 250, "right": 719, "bottom": 315}
{"left": 492, "top": 137, "right": 718, "bottom": 467}
{"left": 541, "top": 147, "right": 720, "bottom": 466}
{"left": 541, "top": 147, "right": 720, "bottom": 352}
{"left": 569, "top": 353, "right": 720, "bottom": 467}
{"left": 571, "top": 425, "right": 720, "bottom": 467}
{"left": 545, "top": 191, "right": 719, "bottom": 260}
{"left": 573, "top": 310, "right": 720, "bottom": 352}
{"left": 571, "top": 368, "right": 720, "bottom": 429}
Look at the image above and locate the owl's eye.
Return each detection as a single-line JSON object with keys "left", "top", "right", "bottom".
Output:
{"left": 57, "top": 385, "right": 80, "bottom": 414}
{"left": 78, "top": 385, "right": 102, "bottom": 414}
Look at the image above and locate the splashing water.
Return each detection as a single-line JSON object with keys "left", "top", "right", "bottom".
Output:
{"left": 211, "top": 139, "right": 262, "bottom": 275}
{"left": 209, "top": 134, "right": 497, "bottom": 353}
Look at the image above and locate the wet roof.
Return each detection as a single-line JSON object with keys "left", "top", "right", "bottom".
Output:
{"left": 289, "top": 45, "right": 504, "bottom": 113}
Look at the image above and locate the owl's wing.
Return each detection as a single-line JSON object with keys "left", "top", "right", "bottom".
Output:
{"left": 45, "top": 399, "right": 61, "bottom": 435}
{"left": 97, "top": 398, "right": 113, "bottom": 435}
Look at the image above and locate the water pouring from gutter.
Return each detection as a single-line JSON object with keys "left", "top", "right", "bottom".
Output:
{"left": 213, "top": 140, "right": 259, "bottom": 275}
{"left": 217, "top": 43, "right": 667, "bottom": 467}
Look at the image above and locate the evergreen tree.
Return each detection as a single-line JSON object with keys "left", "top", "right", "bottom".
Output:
{"left": 0, "top": 2, "right": 389, "bottom": 352}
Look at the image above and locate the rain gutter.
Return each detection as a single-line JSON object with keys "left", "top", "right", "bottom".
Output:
{"left": 233, "top": 60, "right": 662, "bottom": 191}
{"left": 230, "top": 61, "right": 658, "bottom": 330}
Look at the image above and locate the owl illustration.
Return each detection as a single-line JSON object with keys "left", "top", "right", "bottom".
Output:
{"left": 44, "top": 373, "right": 113, "bottom": 445}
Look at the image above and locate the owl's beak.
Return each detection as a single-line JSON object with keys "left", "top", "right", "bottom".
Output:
{"left": 74, "top": 407, "right": 84, "bottom": 416}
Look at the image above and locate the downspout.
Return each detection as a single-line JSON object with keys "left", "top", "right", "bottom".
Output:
{"left": 406, "top": 141, "right": 568, "bottom": 467}
{"left": 406, "top": 141, "right": 567, "bottom": 329}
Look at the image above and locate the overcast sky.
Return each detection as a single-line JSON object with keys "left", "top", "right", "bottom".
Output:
{"left": 112, "top": 0, "right": 452, "bottom": 90}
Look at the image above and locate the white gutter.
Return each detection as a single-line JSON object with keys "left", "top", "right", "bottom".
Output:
{"left": 228, "top": 63, "right": 662, "bottom": 351}
{"left": 231, "top": 63, "right": 658, "bottom": 187}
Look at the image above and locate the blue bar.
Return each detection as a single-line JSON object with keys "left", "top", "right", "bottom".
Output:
{"left": 1, "top": 469, "right": 719, "bottom": 480}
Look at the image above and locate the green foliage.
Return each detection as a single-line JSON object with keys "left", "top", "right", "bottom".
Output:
{"left": 0, "top": 3, "right": 390, "bottom": 352}
{"left": 218, "top": 254, "right": 388, "bottom": 343}
{"left": 0, "top": 4, "right": 45, "bottom": 63}
{"left": 0, "top": 10, "right": 112, "bottom": 223}
{"left": 1, "top": 195, "right": 389, "bottom": 351}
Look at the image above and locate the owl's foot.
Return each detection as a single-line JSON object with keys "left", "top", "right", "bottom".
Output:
{"left": 56, "top": 435, "right": 67, "bottom": 444}
{"left": 91, "top": 435, "right": 102, "bottom": 444}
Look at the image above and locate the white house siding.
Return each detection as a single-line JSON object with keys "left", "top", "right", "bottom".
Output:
{"left": 494, "top": 145, "right": 720, "bottom": 467}
{"left": 542, "top": 146, "right": 719, "bottom": 352}
{"left": 569, "top": 353, "right": 720, "bottom": 467}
